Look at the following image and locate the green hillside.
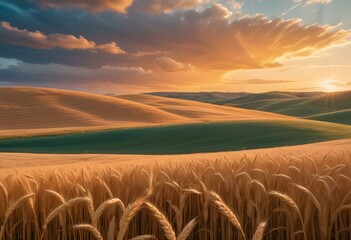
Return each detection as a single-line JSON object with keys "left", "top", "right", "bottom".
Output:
{"left": 1, "top": 120, "right": 350, "bottom": 154}
{"left": 307, "top": 109, "right": 351, "bottom": 125}
{"left": 151, "top": 91, "right": 351, "bottom": 125}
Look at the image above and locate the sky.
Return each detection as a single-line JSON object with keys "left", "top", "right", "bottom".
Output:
{"left": 0, "top": 0, "right": 350, "bottom": 94}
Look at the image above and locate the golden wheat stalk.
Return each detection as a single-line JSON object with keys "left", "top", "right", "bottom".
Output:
{"left": 42, "top": 196, "right": 90, "bottom": 232}
{"left": 45, "top": 189, "right": 65, "bottom": 204}
{"left": 117, "top": 190, "right": 152, "bottom": 240}
{"left": 268, "top": 191, "right": 306, "bottom": 239}
{"left": 73, "top": 224, "right": 103, "bottom": 240}
{"left": 0, "top": 193, "right": 34, "bottom": 239}
{"left": 96, "top": 177, "right": 114, "bottom": 198}
{"left": 0, "top": 183, "right": 8, "bottom": 209}
{"left": 176, "top": 217, "right": 198, "bottom": 240}
{"left": 208, "top": 190, "right": 246, "bottom": 240}
{"left": 93, "top": 198, "right": 125, "bottom": 227}
{"left": 106, "top": 216, "right": 116, "bottom": 240}
{"left": 252, "top": 221, "right": 267, "bottom": 240}
{"left": 145, "top": 202, "right": 176, "bottom": 240}
{"left": 291, "top": 184, "right": 321, "bottom": 211}
{"left": 130, "top": 235, "right": 157, "bottom": 240}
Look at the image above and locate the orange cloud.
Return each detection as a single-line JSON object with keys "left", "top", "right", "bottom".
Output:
{"left": 146, "top": 5, "right": 349, "bottom": 71}
{"left": 131, "top": 0, "right": 205, "bottom": 14}
{"left": 231, "top": 79, "right": 296, "bottom": 84}
{"left": 31, "top": 0, "right": 204, "bottom": 14}
{"left": 154, "top": 57, "right": 194, "bottom": 72}
{"left": 37, "top": 0, "right": 132, "bottom": 13}
{"left": 0, "top": 21, "right": 125, "bottom": 54}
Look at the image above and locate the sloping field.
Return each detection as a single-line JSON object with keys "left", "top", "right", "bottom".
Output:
{"left": 151, "top": 91, "right": 351, "bottom": 125}
{"left": 0, "top": 87, "right": 288, "bottom": 138}
{"left": 147, "top": 91, "right": 249, "bottom": 103}
{"left": 118, "top": 94, "right": 286, "bottom": 121}
{"left": 0, "top": 87, "right": 184, "bottom": 132}
{"left": 306, "top": 109, "right": 351, "bottom": 125}
{"left": 1, "top": 119, "right": 350, "bottom": 154}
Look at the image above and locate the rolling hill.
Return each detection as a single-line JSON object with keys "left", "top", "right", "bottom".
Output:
{"left": 0, "top": 87, "right": 287, "bottom": 138}
{"left": 1, "top": 87, "right": 350, "bottom": 155}
{"left": 149, "top": 91, "right": 248, "bottom": 103}
{"left": 117, "top": 94, "right": 286, "bottom": 121}
{"left": 150, "top": 91, "right": 351, "bottom": 125}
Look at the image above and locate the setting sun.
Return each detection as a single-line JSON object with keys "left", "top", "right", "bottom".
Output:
{"left": 321, "top": 81, "right": 338, "bottom": 92}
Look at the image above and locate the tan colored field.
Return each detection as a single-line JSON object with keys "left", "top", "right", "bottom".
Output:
{"left": 0, "top": 139, "right": 350, "bottom": 239}
{"left": 0, "top": 138, "right": 349, "bottom": 170}
{"left": 0, "top": 87, "right": 288, "bottom": 138}
{"left": 118, "top": 94, "right": 286, "bottom": 121}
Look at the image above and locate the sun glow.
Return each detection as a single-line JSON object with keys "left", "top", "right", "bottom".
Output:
{"left": 320, "top": 80, "right": 339, "bottom": 92}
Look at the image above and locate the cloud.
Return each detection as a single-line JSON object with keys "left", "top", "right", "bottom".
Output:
{"left": 132, "top": 5, "right": 349, "bottom": 71}
{"left": 307, "top": 0, "right": 332, "bottom": 4}
{"left": 325, "top": 80, "right": 351, "bottom": 87}
{"left": 130, "top": 0, "right": 205, "bottom": 14}
{"left": 154, "top": 57, "right": 194, "bottom": 72}
{"left": 0, "top": 3, "right": 350, "bottom": 92}
{"left": 231, "top": 1, "right": 242, "bottom": 10}
{"left": 36, "top": 0, "right": 132, "bottom": 13}
{"left": 0, "top": 57, "right": 20, "bottom": 70}
{"left": 1, "top": 4, "right": 348, "bottom": 71}
{"left": 13, "top": 0, "right": 204, "bottom": 14}
{"left": 0, "top": 61, "right": 153, "bottom": 90}
{"left": 231, "top": 79, "right": 296, "bottom": 84}
{"left": 294, "top": 0, "right": 332, "bottom": 5}
{"left": 0, "top": 21, "right": 125, "bottom": 54}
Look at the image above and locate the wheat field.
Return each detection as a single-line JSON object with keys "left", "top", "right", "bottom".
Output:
{"left": 0, "top": 149, "right": 350, "bottom": 240}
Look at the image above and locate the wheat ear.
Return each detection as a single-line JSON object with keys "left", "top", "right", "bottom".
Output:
{"left": 177, "top": 217, "right": 198, "bottom": 240}
{"left": 130, "top": 235, "right": 157, "bottom": 240}
{"left": 0, "top": 193, "right": 34, "bottom": 239}
{"left": 269, "top": 191, "right": 306, "bottom": 239}
{"left": 145, "top": 202, "right": 176, "bottom": 240}
{"left": 292, "top": 184, "right": 321, "bottom": 211}
{"left": 45, "top": 189, "right": 65, "bottom": 204}
{"left": 117, "top": 191, "right": 151, "bottom": 240}
{"left": 252, "top": 221, "right": 267, "bottom": 240}
{"left": 93, "top": 198, "right": 125, "bottom": 227}
{"left": 42, "top": 197, "right": 90, "bottom": 231}
{"left": 208, "top": 190, "right": 246, "bottom": 240}
{"left": 73, "top": 224, "right": 103, "bottom": 240}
